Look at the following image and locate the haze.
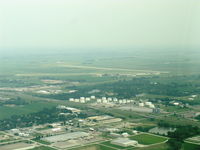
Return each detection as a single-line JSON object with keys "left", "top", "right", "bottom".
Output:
{"left": 0, "top": 0, "right": 200, "bottom": 54}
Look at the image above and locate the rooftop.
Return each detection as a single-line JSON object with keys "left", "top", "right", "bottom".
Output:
{"left": 42, "top": 132, "right": 89, "bottom": 143}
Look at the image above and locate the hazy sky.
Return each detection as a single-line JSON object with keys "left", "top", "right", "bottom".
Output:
{"left": 0, "top": 0, "right": 200, "bottom": 51}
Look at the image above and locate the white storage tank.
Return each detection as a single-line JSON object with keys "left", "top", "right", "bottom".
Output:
{"left": 91, "top": 96, "right": 96, "bottom": 99}
{"left": 108, "top": 98, "right": 112, "bottom": 101}
{"left": 80, "top": 99, "right": 85, "bottom": 103}
{"left": 80, "top": 97, "right": 85, "bottom": 100}
{"left": 103, "top": 99, "right": 108, "bottom": 103}
{"left": 139, "top": 103, "right": 144, "bottom": 107}
{"left": 86, "top": 97, "right": 91, "bottom": 101}
{"left": 149, "top": 104, "right": 155, "bottom": 108}
{"left": 97, "top": 99, "right": 102, "bottom": 103}
{"left": 113, "top": 98, "right": 118, "bottom": 102}
{"left": 102, "top": 97, "right": 107, "bottom": 101}
{"left": 75, "top": 99, "right": 80, "bottom": 102}
{"left": 69, "top": 98, "right": 74, "bottom": 102}
{"left": 119, "top": 100, "right": 123, "bottom": 104}
{"left": 123, "top": 99, "right": 127, "bottom": 104}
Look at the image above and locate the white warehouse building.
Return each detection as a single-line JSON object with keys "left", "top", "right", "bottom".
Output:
{"left": 111, "top": 138, "right": 138, "bottom": 147}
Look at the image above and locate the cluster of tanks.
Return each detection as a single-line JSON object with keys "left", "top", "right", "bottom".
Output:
{"left": 69, "top": 96, "right": 155, "bottom": 108}
{"left": 139, "top": 101, "right": 155, "bottom": 108}
{"left": 69, "top": 96, "right": 96, "bottom": 103}
{"left": 96, "top": 97, "right": 135, "bottom": 104}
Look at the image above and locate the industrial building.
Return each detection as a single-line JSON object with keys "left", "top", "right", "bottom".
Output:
{"left": 42, "top": 132, "right": 90, "bottom": 143}
{"left": 111, "top": 138, "right": 138, "bottom": 147}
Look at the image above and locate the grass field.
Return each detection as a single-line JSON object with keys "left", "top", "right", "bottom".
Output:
{"left": 100, "top": 141, "right": 134, "bottom": 149}
{"left": 69, "top": 144, "right": 115, "bottom": 150}
{"left": 32, "top": 139, "right": 51, "bottom": 145}
{"left": 30, "top": 146, "right": 56, "bottom": 150}
{"left": 129, "top": 133, "right": 168, "bottom": 145}
{"left": 0, "top": 101, "right": 57, "bottom": 120}
{"left": 134, "top": 143, "right": 169, "bottom": 150}
{"left": 183, "top": 142, "right": 200, "bottom": 150}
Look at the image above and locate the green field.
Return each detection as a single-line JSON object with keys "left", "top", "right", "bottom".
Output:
{"left": 30, "top": 146, "right": 56, "bottom": 150}
{"left": 183, "top": 142, "right": 200, "bottom": 150}
{"left": 134, "top": 143, "right": 169, "bottom": 150}
{"left": 32, "top": 139, "right": 51, "bottom": 145}
{"left": 70, "top": 144, "right": 115, "bottom": 150}
{"left": 101, "top": 141, "right": 134, "bottom": 149}
{"left": 0, "top": 101, "right": 57, "bottom": 120}
{"left": 129, "top": 133, "right": 168, "bottom": 145}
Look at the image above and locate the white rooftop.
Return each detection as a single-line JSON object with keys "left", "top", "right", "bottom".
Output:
{"left": 42, "top": 132, "right": 89, "bottom": 143}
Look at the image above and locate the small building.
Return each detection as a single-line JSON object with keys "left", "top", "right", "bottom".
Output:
{"left": 122, "top": 132, "right": 129, "bottom": 137}
{"left": 10, "top": 129, "right": 20, "bottom": 134}
{"left": 52, "top": 128, "right": 62, "bottom": 132}
{"left": 173, "top": 102, "right": 179, "bottom": 106}
{"left": 145, "top": 102, "right": 152, "bottom": 106}
{"left": 139, "top": 103, "right": 144, "bottom": 107}
{"left": 132, "top": 130, "right": 138, "bottom": 134}
{"left": 111, "top": 138, "right": 138, "bottom": 147}
{"left": 149, "top": 104, "right": 155, "bottom": 108}
{"left": 191, "top": 95, "right": 197, "bottom": 98}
